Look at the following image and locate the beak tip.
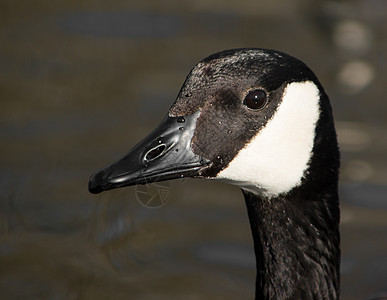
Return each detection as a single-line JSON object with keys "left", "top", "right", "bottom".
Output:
{"left": 88, "top": 171, "right": 105, "bottom": 194}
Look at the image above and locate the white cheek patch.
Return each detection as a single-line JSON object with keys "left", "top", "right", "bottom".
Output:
{"left": 216, "top": 81, "right": 320, "bottom": 197}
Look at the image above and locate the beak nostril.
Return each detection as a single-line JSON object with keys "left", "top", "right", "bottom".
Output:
{"left": 145, "top": 144, "right": 166, "bottom": 161}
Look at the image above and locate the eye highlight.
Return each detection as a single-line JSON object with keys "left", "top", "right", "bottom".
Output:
{"left": 243, "top": 89, "right": 267, "bottom": 110}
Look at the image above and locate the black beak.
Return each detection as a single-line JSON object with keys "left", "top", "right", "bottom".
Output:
{"left": 88, "top": 111, "right": 210, "bottom": 194}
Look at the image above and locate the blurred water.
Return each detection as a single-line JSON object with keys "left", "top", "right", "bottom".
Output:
{"left": 1, "top": 1, "right": 387, "bottom": 299}
{"left": 58, "top": 12, "right": 183, "bottom": 38}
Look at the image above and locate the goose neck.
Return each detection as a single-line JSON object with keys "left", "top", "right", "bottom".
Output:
{"left": 243, "top": 189, "right": 340, "bottom": 300}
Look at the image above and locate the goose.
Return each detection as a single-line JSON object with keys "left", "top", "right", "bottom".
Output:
{"left": 88, "top": 48, "right": 341, "bottom": 300}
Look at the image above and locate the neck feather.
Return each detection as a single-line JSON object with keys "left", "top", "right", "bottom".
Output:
{"left": 243, "top": 186, "right": 340, "bottom": 300}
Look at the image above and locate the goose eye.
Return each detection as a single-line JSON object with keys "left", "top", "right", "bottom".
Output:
{"left": 244, "top": 89, "right": 267, "bottom": 110}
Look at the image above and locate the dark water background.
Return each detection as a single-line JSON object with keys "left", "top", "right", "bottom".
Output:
{"left": 1, "top": 0, "right": 386, "bottom": 299}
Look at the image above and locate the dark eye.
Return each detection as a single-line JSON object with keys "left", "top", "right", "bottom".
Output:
{"left": 244, "top": 89, "right": 267, "bottom": 110}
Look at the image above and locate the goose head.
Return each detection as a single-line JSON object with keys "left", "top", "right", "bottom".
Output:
{"left": 89, "top": 48, "right": 339, "bottom": 199}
